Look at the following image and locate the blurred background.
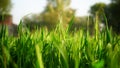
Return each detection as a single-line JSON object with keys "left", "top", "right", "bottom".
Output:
{"left": 0, "top": 0, "right": 120, "bottom": 34}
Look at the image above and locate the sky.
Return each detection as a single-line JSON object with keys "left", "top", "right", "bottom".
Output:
{"left": 11, "top": 0, "right": 110, "bottom": 24}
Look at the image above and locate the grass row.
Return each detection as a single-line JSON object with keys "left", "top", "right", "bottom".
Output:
{"left": 0, "top": 17, "right": 120, "bottom": 68}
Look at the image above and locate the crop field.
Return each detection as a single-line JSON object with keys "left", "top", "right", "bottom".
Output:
{"left": 0, "top": 18, "right": 120, "bottom": 68}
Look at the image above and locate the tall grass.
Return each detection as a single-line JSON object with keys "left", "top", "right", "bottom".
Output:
{"left": 0, "top": 16, "right": 120, "bottom": 68}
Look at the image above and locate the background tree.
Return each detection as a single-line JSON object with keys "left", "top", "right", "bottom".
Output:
{"left": 41, "top": 0, "right": 75, "bottom": 29}
{"left": 0, "top": 0, "right": 12, "bottom": 14}
{"left": 0, "top": 0, "right": 12, "bottom": 22}
{"left": 89, "top": 3, "right": 107, "bottom": 23}
{"left": 89, "top": 1, "right": 120, "bottom": 34}
{"left": 23, "top": 0, "right": 75, "bottom": 30}
{"left": 106, "top": 0, "right": 120, "bottom": 33}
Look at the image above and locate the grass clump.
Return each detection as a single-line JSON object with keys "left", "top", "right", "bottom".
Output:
{"left": 0, "top": 17, "right": 120, "bottom": 68}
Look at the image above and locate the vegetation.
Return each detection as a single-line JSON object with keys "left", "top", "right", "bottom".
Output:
{"left": 89, "top": 2, "right": 106, "bottom": 24}
{"left": 0, "top": 0, "right": 12, "bottom": 25}
{"left": 0, "top": 0, "right": 120, "bottom": 68}
{"left": 107, "top": 0, "right": 120, "bottom": 33}
{"left": 22, "top": 0, "right": 75, "bottom": 30}
{"left": 89, "top": 0, "right": 120, "bottom": 34}
{"left": 0, "top": 16, "right": 120, "bottom": 68}
{"left": 23, "top": 0, "right": 120, "bottom": 34}
{"left": 0, "top": 0, "right": 12, "bottom": 14}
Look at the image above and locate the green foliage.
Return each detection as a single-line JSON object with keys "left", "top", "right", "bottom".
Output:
{"left": 89, "top": 1, "right": 120, "bottom": 34}
{"left": 0, "top": 17, "right": 120, "bottom": 68}
{"left": 106, "top": 0, "right": 120, "bottom": 33}
{"left": 90, "top": 3, "right": 106, "bottom": 16}
{"left": 22, "top": 0, "right": 75, "bottom": 30}
{"left": 89, "top": 2, "right": 107, "bottom": 23}
{"left": 42, "top": 0, "right": 75, "bottom": 28}
{"left": 0, "top": 0, "right": 12, "bottom": 14}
